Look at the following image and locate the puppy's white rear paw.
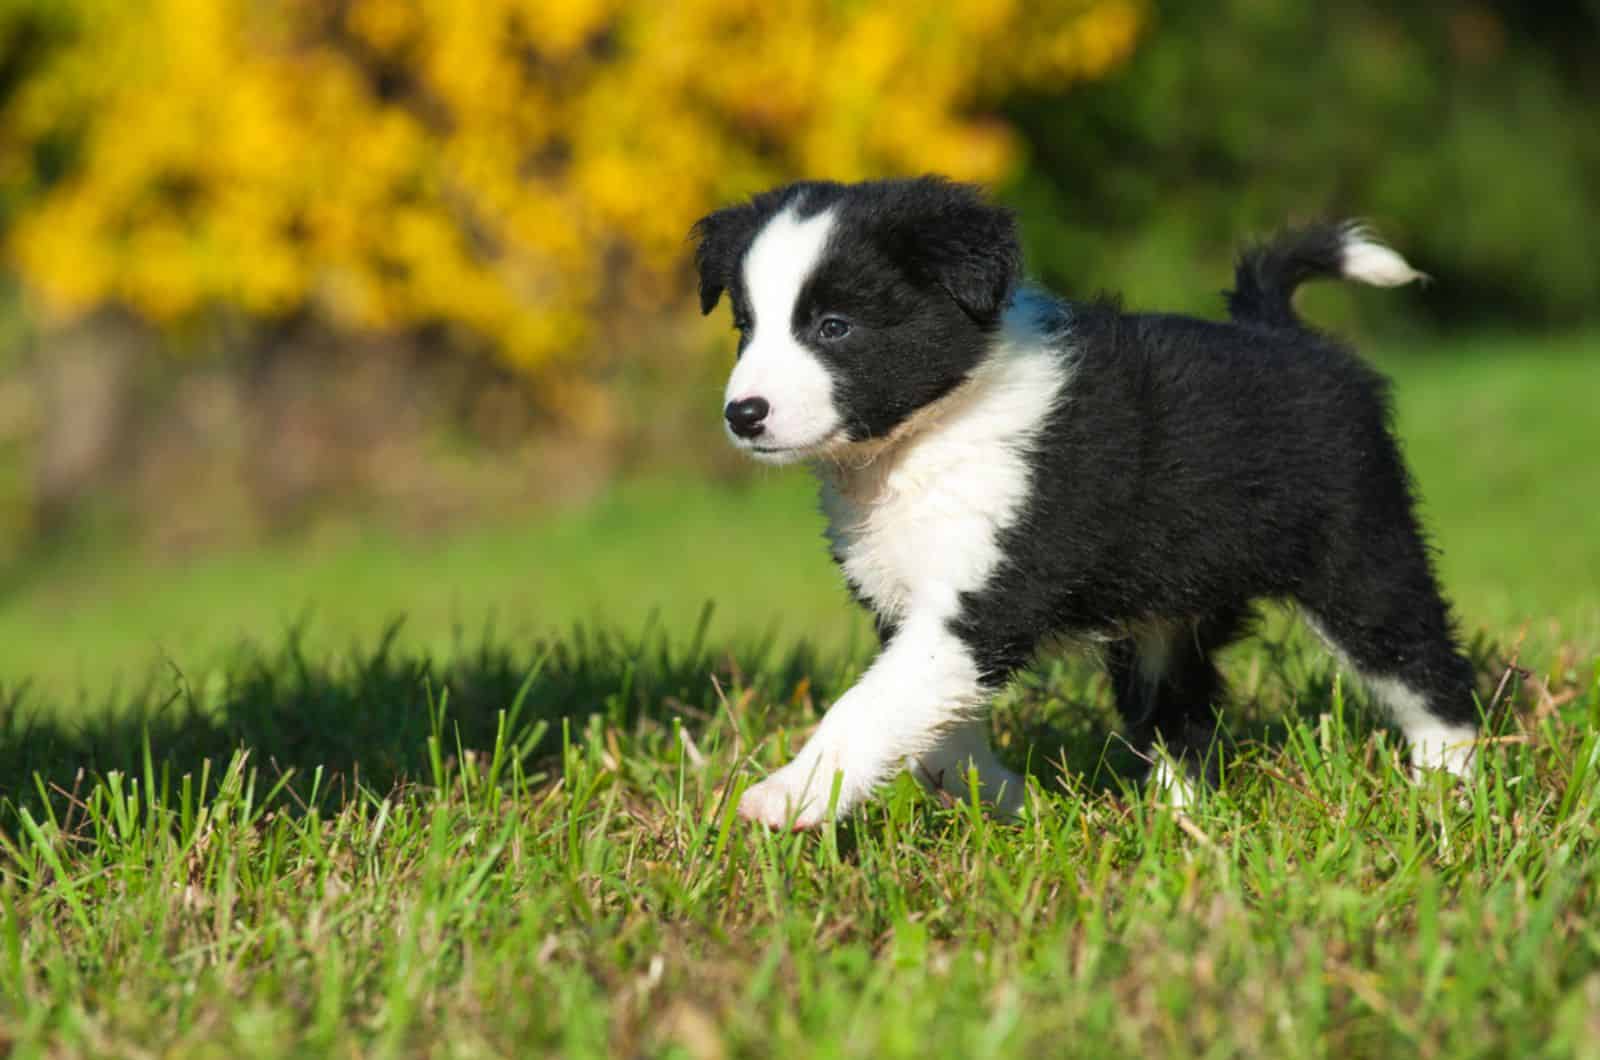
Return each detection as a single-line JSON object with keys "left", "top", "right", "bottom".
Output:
{"left": 1408, "top": 724, "right": 1478, "bottom": 781}
{"left": 1150, "top": 757, "right": 1198, "bottom": 809}
{"left": 738, "top": 771, "right": 827, "bottom": 830}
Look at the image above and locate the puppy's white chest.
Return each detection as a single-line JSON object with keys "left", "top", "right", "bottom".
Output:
{"left": 818, "top": 356, "right": 1065, "bottom": 620}
{"left": 821, "top": 455, "right": 1020, "bottom": 620}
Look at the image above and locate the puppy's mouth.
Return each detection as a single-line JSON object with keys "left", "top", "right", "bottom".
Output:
{"left": 737, "top": 429, "right": 848, "bottom": 464}
{"left": 746, "top": 441, "right": 822, "bottom": 462}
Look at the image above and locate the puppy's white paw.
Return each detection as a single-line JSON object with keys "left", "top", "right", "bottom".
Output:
{"left": 738, "top": 769, "right": 829, "bottom": 830}
{"left": 1408, "top": 724, "right": 1478, "bottom": 781}
{"left": 1150, "top": 757, "right": 1198, "bottom": 809}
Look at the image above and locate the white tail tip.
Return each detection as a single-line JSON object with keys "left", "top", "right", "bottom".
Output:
{"left": 1340, "top": 227, "right": 1426, "bottom": 287}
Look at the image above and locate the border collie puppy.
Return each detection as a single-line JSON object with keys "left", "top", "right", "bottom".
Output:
{"left": 691, "top": 177, "right": 1479, "bottom": 828}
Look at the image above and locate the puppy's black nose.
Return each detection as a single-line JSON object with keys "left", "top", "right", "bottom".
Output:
{"left": 724, "top": 397, "right": 770, "bottom": 439}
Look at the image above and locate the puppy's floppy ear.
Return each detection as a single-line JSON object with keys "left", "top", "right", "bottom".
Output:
{"left": 690, "top": 202, "right": 764, "bottom": 315}
{"left": 882, "top": 177, "right": 1022, "bottom": 326}
{"left": 690, "top": 182, "right": 834, "bottom": 315}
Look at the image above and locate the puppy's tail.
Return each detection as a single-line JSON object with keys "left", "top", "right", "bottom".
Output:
{"left": 1226, "top": 221, "right": 1424, "bottom": 330}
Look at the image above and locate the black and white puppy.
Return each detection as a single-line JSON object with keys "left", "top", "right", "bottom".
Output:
{"left": 692, "top": 177, "right": 1479, "bottom": 828}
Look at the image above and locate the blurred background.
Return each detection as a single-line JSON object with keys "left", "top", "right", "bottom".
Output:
{"left": 0, "top": 0, "right": 1596, "bottom": 696}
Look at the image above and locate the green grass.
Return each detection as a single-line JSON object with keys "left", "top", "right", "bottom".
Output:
{"left": 2, "top": 333, "right": 1597, "bottom": 701}
{"left": 1, "top": 332, "right": 1599, "bottom": 1056}
{"left": 0, "top": 624, "right": 1597, "bottom": 1056}
{"left": 0, "top": 476, "right": 866, "bottom": 703}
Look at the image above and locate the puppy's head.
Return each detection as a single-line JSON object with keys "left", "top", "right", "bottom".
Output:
{"left": 691, "top": 177, "right": 1021, "bottom": 464}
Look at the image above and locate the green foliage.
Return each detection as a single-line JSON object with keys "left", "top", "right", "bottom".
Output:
{"left": 0, "top": 0, "right": 76, "bottom": 227}
{"left": 1008, "top": 1, "right": 1600, "bottom": 327}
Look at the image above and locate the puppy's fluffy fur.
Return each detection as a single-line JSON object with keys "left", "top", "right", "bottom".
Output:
{"left": 692, "top": 177, "right": 1477, "bottom": 828}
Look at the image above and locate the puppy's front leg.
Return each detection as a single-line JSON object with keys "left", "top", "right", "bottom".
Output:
{"left": 738, "top": 608, "right": 987, "bottom": 829}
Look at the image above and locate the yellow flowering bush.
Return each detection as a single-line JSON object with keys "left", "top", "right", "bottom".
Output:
{"left": 2, "top": 0, "right": 1141, "bottom": 391}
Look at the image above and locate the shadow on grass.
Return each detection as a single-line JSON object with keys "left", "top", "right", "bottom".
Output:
{"left": 0, "top": 607, "right": 1516, "bottom": 827}
{"left": 0, "top": 608, "right": 856, "bottom": 822}
{"left": 999, "top": 628, "right": 1516, "bottom": 801}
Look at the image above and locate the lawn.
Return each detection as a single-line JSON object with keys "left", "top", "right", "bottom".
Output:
{"left": 3, "top": 333, "right": 1598, "bottom": 703}
{"left": 1, "top": 332, "right": 1598, "bottom": 1056}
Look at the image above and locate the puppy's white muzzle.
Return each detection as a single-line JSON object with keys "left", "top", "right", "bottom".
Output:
{"left": 723, "top": 340, "right": 842, "bottom": 463}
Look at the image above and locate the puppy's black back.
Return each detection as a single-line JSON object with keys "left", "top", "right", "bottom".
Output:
{"left": 956, "top": 301, "right": 1428, "bottom": 676}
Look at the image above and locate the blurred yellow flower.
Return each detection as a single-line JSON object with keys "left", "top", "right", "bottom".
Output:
{"left": 3, "top": 0, "right": 1143, "bottom": 419}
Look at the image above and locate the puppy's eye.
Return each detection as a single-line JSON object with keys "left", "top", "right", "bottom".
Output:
{"left": 818, "top": 316, "right": 852, "bottom": 341}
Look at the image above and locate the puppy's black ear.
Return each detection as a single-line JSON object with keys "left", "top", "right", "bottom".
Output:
{"left": 689, "top": 203, "right": 762, "bottom": 315}
{"left": 883, "top": 178, "right": 1022, "bottom": 326}
{"left": 691, "top": 206, "right": 745, "bottom": 313}
{"left": 691, "top": 183, "right": 833, "bottom": 315}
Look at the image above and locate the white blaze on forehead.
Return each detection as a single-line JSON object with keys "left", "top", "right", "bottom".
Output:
{"left": 744, "top": 205, "right": 836, "bottom": 334}
{"left": 724, "top": 205, "right": 842, "bottom": 462}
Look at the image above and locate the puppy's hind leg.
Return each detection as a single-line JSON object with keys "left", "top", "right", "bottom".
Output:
{"left": 1299, "top": 542, "right": 1480, "bottom": 778}
{"left": 1108, "top": 610, "right": 1248, "bottom": 805}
